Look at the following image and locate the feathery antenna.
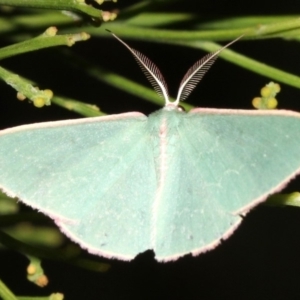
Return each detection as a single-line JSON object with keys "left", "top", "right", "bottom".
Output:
{"left": 174, "top": 35, "right": 244, "bottom": 106}
{"left": 107, "top": 29, "right": 243, "bottom": 107}
{"left": 107, "top": 29, "right": 169, "bottom": 104}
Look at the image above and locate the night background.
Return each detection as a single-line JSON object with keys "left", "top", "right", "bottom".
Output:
{"left": 1, "top": 0, "right": 300, "bottom": 299}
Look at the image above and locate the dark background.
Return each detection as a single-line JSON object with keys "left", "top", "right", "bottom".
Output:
{"left": 1, "top": 0, "right": 300, "bottom": 299}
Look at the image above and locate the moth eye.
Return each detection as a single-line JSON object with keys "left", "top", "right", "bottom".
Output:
{"left": 178, "top": 105, "right": 185, "bottom": 112}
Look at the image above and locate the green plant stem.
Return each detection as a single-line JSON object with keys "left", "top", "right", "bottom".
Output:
{"left": 0, "top": 30, "right": 90, "bottom": 60}
{"left": 0, "top": 12, "right": 73, "bottom": 35}
{"left": 18, "top": 295, "right": 63, "bottom": 300}
{"left": 251, "top": 17, "right": 300, "bottom": 37}
{"left": 266, "top": 28, "right": 300, "bottom": 40}
{"left": 0, "top": 63, "right": 103, "bottom": 116}
{"left": 0, "top": 280, "right": 18, "bottom": 300}
{"left": 178, "top": 40, "right": 300, "bottom": 90}
{"left": 266, "top": 192, "right": 300, "bottom": 207}
{"left": 0, "top": 230, "right": 110, "bottom": 272}
{"left": 0, "top": 229, "right": 57, "bottom": 258}
{"left": 3, "top": 224, "right": 63, "bottom": 248}
{"left": 0, "top": 65, "right": 53, "bottom": 106}
{"left": 51, "top": 96, "right": 104, "bottom": 117}
{"left": 197, "top": 15, "right": 300, "bottom": 29}
{"left": 2, "top": 13, "right": 300, "bottom": 40}
{"left": 126, "top": 13, "right": 196, "bottom": 27}
{"left": 3, "top": 13, "right": 300, "bottom": 42}
{"left": 0, "top": 0, "right": 102, "bottom": 19}
{"left": 88, "top": 17, "right": 300, "bottom": 41}
{"left": 89, "top": 24, "right": 249, "bottom": 41}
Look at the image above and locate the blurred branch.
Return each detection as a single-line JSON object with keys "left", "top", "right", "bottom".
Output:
{"left": 0, "top": 27, "right": 90, "bottom": 60}
{"left": 178, "top": 39, "right": 300, "bottom": 90}
{"left": 0, "top": 65, "right": 54, "bottom": 107}
{"left": 0, "top": 229, "right": 110, "bottom": 272}
{"left": 0, "top": 27, "right": 96, "bottom": 110}
{"left": 125, "top": 13, "right": 196, "bottom": 27}
{"left": 0, "top": 63, "right": 105, "bottom": 114}
{"left": 90, "top": 17, "right": 300, "bottom": 41}
{"left": 266, "top": 192, "right": 300, "bottom": 207}
{"left": 52, "top": 96, "right": 104, "bottom": 116}
{"left": 0, "top": 279, "right": 18, "bottom": 300}
{"left": 197, "top": 15, "right": 300, "bottom": 29}
{"left": 0, "top": 12, "right": 74, "bottom": 35}
{"left": 0, "top": 278, "right": 64, "bottom": 299}
{"left": 0, "top": 0, "right": 102, "bottom": 20}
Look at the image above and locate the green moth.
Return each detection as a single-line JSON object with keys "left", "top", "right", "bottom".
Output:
{"left": 0, "top": 32, "right": 299, "bottom": 261}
